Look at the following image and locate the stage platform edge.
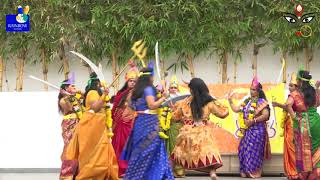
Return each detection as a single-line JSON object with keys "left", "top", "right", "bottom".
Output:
{"left": 216, "top": 153, "right": 284, "bottom": 175}
{"left": 0, "top": 154, "right": 284, "bottom": 175}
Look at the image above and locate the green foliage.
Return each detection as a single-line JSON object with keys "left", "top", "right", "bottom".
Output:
{"left": 30, "top": 1, "right": 61, "bottom": 64}
{"left": 0, "top": 0, "right": 12, "bottom": 58}
{"left": 1, "top": 0, "right": 320, "bottom": 73}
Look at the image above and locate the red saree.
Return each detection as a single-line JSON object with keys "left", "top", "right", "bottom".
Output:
{"left": 111, "top": 89, "right": 135, "bottom": 176}
{"left": 60, "top": 115, "right": 79, "bottom": 180}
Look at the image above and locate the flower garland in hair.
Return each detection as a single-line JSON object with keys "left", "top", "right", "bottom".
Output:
{"left": 297, "top": 73, "right": 317, "bottom": 87}
{"left": 297, "top": 65, "right": 317, "bottom": 87}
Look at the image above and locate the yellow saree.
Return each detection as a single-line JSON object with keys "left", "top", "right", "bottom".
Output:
{"left": 66, "top": 90, "right": 119, "bottom": 180}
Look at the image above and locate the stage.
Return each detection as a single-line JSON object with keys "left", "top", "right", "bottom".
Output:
{"left": 217, "top": 154, "right": 284, "bottom": 175}
{"left": 0, "top": 154, "right": 285, "bottom": 180}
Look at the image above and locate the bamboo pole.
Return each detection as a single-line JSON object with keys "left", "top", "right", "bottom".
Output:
{"left": 186, "top": 54, "right": 195, "bottom": 78}
{"left": 252, "top": 44, "right": 258, "bottom": 76}
{"left": 221, "top": 50, "right": 228, "bottom": 84}
{"left": 116, "top": 62, "right": 120, "bottom": 90}
{"left": 303, "top": 46, "right": 312, "bottom": 71}
{"left": 0, "top": 56, "right": 3, "bottom": 92}
{"left": 233, "top": 60, "right": 237, "bottom": 83}
{"left": 41, "top": 48, "right": 49, "bottom": 91}
{"left": 282, "top": 51, "right": 287, "bottom": 83}
{"left": 59, "top": 40, "right": 69, "bottom": 79}
{"left": 160, "top": 58, "right": 165, "bottom": 79}
{"left": 4, "top": 59, "right": 8, "bottom": 91}
{"left": 111, "top": 51, "right": 119, "bottom": 92}
{"left": 16, "top": 50, "right": 26, "bottom": 92}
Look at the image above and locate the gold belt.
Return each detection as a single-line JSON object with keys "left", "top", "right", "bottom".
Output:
{"left": 63, "top": 113, "right": 77, "bottom": 120}
{"left": 136, "top": 109, "right": 158, "bottom": 115}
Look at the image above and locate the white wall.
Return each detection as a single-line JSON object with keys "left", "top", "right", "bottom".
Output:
{"left": 1, "top": 45, "right": 320, "bottom": 169}
{"left": 0, "top": 92, "right": 62, "bottom": 168}
{"left": 2, "top": 45, "right": 320, "bottom": 93}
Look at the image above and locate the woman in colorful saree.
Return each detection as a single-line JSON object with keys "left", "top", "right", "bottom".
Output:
{"left": 286, "top": 70, "right": 320, "bottom": 180}
{"left": 272, "top": 73, "right": 299, "bottom": 180}
{"left": 111, "top": 66, "right": 138, "bottom": 177}
{"left": 228, "top": 76, "right": 271, "bottom": 178}
{"left": 170, "top": 78, "right": 229, "bottom": 180}
{"left": 66, "top": 72, "right": 119, "bottom": 180}
{"left": 58, "top": 75, "right": 81, "bottom": 180}
{"left": 121, "top": 66, "right": 174, "bottom": 180}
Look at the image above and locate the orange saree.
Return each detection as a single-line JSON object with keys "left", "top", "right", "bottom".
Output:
{"left": 283, "top": 112, "right": 298, "bottom": 179}
{"left": 66, "top": 90, "right": 119, "bottom": 180}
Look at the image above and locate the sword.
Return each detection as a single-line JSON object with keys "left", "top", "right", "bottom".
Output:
{"left": 271, "top": 95, "right": 278, "bottom": 127}
{"left": 273, "top": 57, "right": 286, "bottom": 127}
{"left": 277, "top": 58, "right": 286, "bottom": 83}
{"left": 29, "top": 75, "right": 71, "bottom": 95}
{"left": 161, "top": 94, "right": 191, "bottom": 107}
{"left": 70, "top": 51, "right": 106, "bottom": 86}
{"left": 155, "top": 41, "right": 161, "bottom": 80}
{"left": 155, "top": 42, "right": 167, "bottom": 92}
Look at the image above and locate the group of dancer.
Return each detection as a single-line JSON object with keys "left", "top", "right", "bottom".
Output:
{"left": 56, "top": 60, "right": 320, "bottom": 180}
{"left": 272, "top": 71, "right": 320, "bottom": 180}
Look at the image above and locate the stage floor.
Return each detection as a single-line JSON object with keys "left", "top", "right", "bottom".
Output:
{"left": 0, "top": 173, "right": 286, "bottom": 180}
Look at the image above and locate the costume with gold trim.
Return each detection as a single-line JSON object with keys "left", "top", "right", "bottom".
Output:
{"left": 170, "top": 97, "right": 229, "bottom": 170}
{"left": 59, "top": 73, "right": 83, "bottom": 180}
{"left": 111, "top": 65, "right": 138, "bottom": 176}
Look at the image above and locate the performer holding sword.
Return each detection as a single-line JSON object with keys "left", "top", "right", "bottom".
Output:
{"left": 58, "top": 73, "right": 83, "bottom": 180}
{"left": 121, "top": 41, "right": 174, "bottom": 179}
{"left": 29, "top": 73, "right": 83, "bottom": 180}
{"left": 65, "top": 52, "right": 119, "bottom": 179}
{"left": 65, "top": 39, "right": 149, "bottom": 179}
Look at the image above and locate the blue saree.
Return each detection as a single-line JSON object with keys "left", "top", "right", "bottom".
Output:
{"left": 121, "top": 86, "right": 174, "bottom": 180}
